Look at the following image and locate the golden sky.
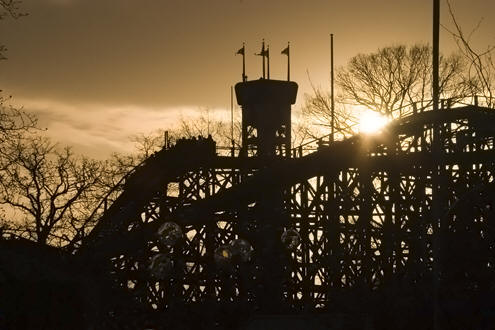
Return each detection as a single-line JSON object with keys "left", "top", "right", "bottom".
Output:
{"left": 1, "top": 0, "right": 495, "bottom": 157}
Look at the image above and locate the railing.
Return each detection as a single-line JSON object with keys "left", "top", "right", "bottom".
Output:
{"left": 289, "top": 95, "right": 495, "bottom": 159}
{"left": 290, "top": 134, "right": 332, "bottom": 158}
{"left": 395, "top": 95, "right": 495, "bottom": 118}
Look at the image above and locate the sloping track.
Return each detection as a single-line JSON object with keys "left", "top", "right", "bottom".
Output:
{"left": 78, "top": 137, "right": 218, "bottom": 259}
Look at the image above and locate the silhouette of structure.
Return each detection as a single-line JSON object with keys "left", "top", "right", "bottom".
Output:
{"left": 81, "top": 79, "right": 495, "bottom": 328}
{"left": 237, "top": 79, "right": 297, "bottom": 157}
{"left": 2, "top": 79, "right": 495, "bottom": 329}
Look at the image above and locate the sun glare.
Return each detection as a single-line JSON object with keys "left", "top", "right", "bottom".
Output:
{"left": 358, "top": 111, "right": 389, "bottom": 134}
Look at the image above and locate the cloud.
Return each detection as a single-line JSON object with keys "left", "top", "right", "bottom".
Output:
{"left": 15, "top": 97, "right": 207, "bottom": 159}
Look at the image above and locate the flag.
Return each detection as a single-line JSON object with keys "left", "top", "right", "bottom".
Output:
{"left": 236, "top": 46, "right": 244, "bottom": 56}
{"left": 256, "top": 40, "right": 268, "bottom": 57}
{"left": 282, "top": 42, "right": 290, "bottom": 81}
{"left": 256, "top": 49, "right": 269, "bottom": 57}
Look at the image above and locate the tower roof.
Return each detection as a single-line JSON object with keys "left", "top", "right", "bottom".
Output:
{"left": 235, "top": 79, "right": 298, "bottom": 106}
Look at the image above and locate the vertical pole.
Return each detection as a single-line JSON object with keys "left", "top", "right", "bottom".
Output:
{"left": 287, "top": 42, "right": 290, "bottom": 81}
{"left": 231, "top": 86, "right": 234, "bottom": 149}
{"left": 267, "top": 46, "right": 270, "bottom": 80}
{"left": 331, "top": 34, "right": 335, "bottom": 143}
{"left": 432, "top": 1, "right": 441, "bottom": 329}
{"left": 237, "top": 43, "right": 247, "bottom": 82}
{"left": 262, "top": 40, "right": 266, "bottom": 79}
{"left": 282, "top": 42, "right": 290, "bottom": 81}
{"left": 242, "top": 44, "right": 246, "bottom": 82}
{"left": 433, "top": 0, "right": 440, "bottom": 112}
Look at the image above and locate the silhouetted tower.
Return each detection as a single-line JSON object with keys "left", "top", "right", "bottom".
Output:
{"left": 235, "top": 79, "right": 298, "bottom": 158}
{"left": 235, "top": 77, "right": 298, "bottom": 313}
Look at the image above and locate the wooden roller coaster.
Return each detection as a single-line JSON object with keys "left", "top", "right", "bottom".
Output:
{"left": 2, "top": 79, "right": 495, "bottom": 330}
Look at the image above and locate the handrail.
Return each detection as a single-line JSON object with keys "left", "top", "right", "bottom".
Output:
{"left": 289, "top": 95, "right": 495, "bottom": 158}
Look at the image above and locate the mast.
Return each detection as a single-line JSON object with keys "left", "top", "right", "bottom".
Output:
{"left": 330, "top": 34, "right": 335, "bottom": 143}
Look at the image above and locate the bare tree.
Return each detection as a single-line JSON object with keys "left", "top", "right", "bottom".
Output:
{"left": 0, "top": 0, "right": 36, "bottom": 148}
{"left": 302, "top": 84, "right": 359, "bottom": 140}
{"left": 0, "top": 135, "right": 105, "bottom": 246}
{"left": 0, "top": 95, "right": 37, "bottom": 151}
{"left": 130, "top": 132, "right": 166, "bottom": 160}
{"left": 291, "top": 114, "right": 316, "bottom": 147}
{"left": 0, "top": 1, "right": 109, "bottom": 247}
{"left": 302, "top": 44, "right": 475, "bottom": 139}
{"left": 174, "top": 108, "right": 241, "bottom": 148}
{"left": 0, "top": 0, "right": 24, "bottom": 19}
{"left": 128, "top": 107, "right": 312, "bottom": 156}
{"left": 337, "top": 44, "right": 470, "bottom": 118}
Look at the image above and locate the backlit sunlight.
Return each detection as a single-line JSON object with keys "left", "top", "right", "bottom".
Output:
{"left": 358, "top": 111, "right": 389, "bottom": 134}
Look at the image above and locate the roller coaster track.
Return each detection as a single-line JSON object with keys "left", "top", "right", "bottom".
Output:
{"left": 77, "top": 106, "right": 495, "bottom": 255}
{"left": 80, "top": 106, "right": 495, "bottom": 261}
{"left": 77, "top": 138, "right": 217, "bottom": 258}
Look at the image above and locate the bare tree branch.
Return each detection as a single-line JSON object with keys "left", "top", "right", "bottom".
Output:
{"left": 444, "top": 0, "right": 495, "bottom": 106}
{"left": 303, "top": 43, "right": 476, "bottom": 139}
{"left": 0, "top": 136, "right": 107, "bottom": 246}
{"left": 0, "top": 0, "right": 27, "bottom": 59}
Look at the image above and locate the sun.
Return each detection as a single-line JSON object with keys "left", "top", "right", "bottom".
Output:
{"left": 358, "top": 111, "right": 389, "bottom": 134}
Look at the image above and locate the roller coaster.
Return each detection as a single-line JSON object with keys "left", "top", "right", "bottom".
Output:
{"left": 2, "top": 78, "right": 495, "bottom": 330}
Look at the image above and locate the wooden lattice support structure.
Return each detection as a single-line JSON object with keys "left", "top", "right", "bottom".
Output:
{"left": 67, "top": 104, "right": 495, "bottom": 329}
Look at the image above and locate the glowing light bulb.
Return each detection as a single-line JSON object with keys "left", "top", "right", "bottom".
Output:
{"left": 281, "top": 228, "right": 301, "bottom": 250}
{"left": 149, "top": 254, "right": 174, "bottom": 280}
{"left": 230, "top": 238, "right": 253, "bottom": 262}
{"left": 157, "top": 222, "right": 182, "bottom": 246}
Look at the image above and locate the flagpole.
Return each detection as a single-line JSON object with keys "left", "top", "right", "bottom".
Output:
{"left": 242, "top": 44, "right": 246, "bottom": 82}
{"left": 236, "top": 43, "right": 246, "bottom": 82}
{"left": 287, "top": 42, "right": 290, "bottom": 81}
{"left": 331, "top": 34, "right": 335, "bottom": 143}
{"left": 262, "top": 40, "right": 266, "bottom": 79}
{"left": 231, "top": 85, "right": 234, "bottom": 147}
{"left": 281, "top": 42, "right": 290, "bottom": 81}
{"left": 433, "top": 0, "right": 439, "bottom": 112}
{"left": 267, "top": 46, "right": 270, "bottom": 80}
